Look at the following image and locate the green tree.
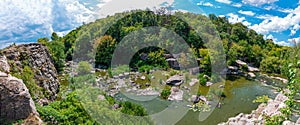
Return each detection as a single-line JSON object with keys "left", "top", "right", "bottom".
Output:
{"left": 95, "top": 35, "right": 117, "bottom": 68}
{"left": 260, "top": 56, "right": 282, "bottom": 73}
{"left": 45, "top": 40, "right": 66, "bottom": 72}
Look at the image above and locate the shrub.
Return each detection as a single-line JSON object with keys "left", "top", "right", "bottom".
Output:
{"left": 199, "top": 73, "right": 207, "bottom": 86}
{"left": 77, "top": 61, "right": 92, "bottom": 75}
{"left": 120, "top": 101, "right": 147, "bottom": 116}
{"left": 160, "top": 86, "right": 171, "bottom": 99}
{"left": 253, "top": 95, "right": 270, "bottom": 104}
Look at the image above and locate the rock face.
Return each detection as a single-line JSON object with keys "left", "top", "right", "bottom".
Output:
{"left": 3, "top": 43, "right": 59, "bottom": 100}
{"left": 0, "top": 55, "right": 10, "bottom": 72}
{"left": 0, "top": 71, "right": 38, "bottom": 122}
{"left": 218, "top": 93, "right": 297, "bottom": 125}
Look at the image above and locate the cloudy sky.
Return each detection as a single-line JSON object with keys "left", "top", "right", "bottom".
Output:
{"left": 0, "top": 0, "right": 299, "bottom": 48}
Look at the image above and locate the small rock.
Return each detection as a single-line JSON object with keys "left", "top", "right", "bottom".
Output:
{"left": 189, "top": 78, "right": 198, "bottom": 86}
{"left": 98, "top": 95, "right": 105, "bottom": 101}
{"left": 141, "top": 76, "right": 146, "bottom": 80}
{"left": 282, "top": 121, "right": 295, "bottom": 125}
{"left": 112, "top": 104, "right": 120, "bottom": 110}
{"left": 248, "top": 72, "right": 256, "bottom": 78}
{"left": 206, "top": 81, "right": 213, "bottom": 86}
{"left": 218, "top": 85, "right": 225, "bottom": 88}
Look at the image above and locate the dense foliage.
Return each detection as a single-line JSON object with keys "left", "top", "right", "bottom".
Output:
{"left": 40, "top": 9, "right": 291, "bottom": 77}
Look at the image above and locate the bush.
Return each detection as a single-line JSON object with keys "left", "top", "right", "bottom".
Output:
{"left": 77, "top": 61, "right": 92, "bottom": 75}
{"left": 199, "top": 73, "right": 207, "bottom": 86}
{"left": 160, "top": 86, "right": 171, "bottom": 99}
{"left": 138, "top": 65, "right": 153, "bottom": 73}
{"left": 253, "top": 95, "right": 270, "bottom": 104}
{"left": 120, "top": 101, "right": 147, "bottom": 116}
{"left": 37, "top": 92, "right": 98, "bottom": 124}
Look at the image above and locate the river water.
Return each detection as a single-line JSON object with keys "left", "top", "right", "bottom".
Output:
{"left": 116, "top": 77, "right": 277, "bottom": 125}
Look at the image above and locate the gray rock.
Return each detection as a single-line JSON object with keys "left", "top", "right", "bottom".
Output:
{"left": 0, "top": 72, "right": 38, "bottom": 122}
{"left": 166, "top": 75, "right": 184, "bottom": 86}
{"left": 283, "top": 121, "right": 295, "bottom": 125}
{"left": 3, "top": 43, "right": 60, "bottom": 101}
{"left": 112, "top": 104, "right": 120, "bottom": 110}
{"left": 98, "top": 95, "right": 105, "bottom": 101}
{"left": 189, "top": 78, "right": 198, "bottom": 86}
{"left": 0, "top": 55, "right": 10, "bottom": 72}
{"left": 206, "top": 81, "right": 213, "bottom": 86}
{"left": 168, "top": 87, "right": 183, "bottom": 101}
{"left": 248, "top": 72, "right": 256, "bottom": 78}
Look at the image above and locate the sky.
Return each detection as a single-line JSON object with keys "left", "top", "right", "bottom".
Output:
{"left": 0, "top": 0, "right": 299, "bottom": 48}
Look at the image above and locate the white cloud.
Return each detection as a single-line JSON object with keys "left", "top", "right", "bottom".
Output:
{"left": 290, "top": 24, "right": 300, "bottom": 36}
{"left": 288, "top": 37, "right": 300, "bottom": 45}
{"left": 242, "top": 0, "right": 278, "bottom": 6}
{"left": 227, "top": 13, "right": 251, "bottom": 27}
{"left": 97, "top": 0, "right": 174, "bottom": 18}
{"left": 232, "top": 3, "right": 242, "bottom": 7}
{"left": 238, "top": 10, "right": 255, "bottom": 16}
{"left": 255, "top": 14, "right": 275, "bottom": 19}
{"left": 0, "top": 0, "right": 100, "bottom": 45}
{"left": 197, "top": 1, "right": 213, "bottom": 7}
{"left": 215, "top": 0, "right": 231, "bottom": 4}
{"left": 266, "top": 34, "right": 291, "bottom": 46}
{"left": 203, "top": 2, "right": 213, "bottom": 7}
{"left": 0, "top": 0, "right": 174, "bottom": 48}
{"left": 278, "top": 8, "right": 293, "bottom": 13}
{"left": 250, "top": 6, "right": 300, "bottom": 35}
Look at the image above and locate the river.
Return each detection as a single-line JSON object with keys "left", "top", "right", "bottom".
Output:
{"left": 115, "top": 76, "right": 277, "bottom": 125}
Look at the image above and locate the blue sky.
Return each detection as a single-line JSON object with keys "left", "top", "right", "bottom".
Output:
{"left": 0, "top": 0, "right": 299, "bottom": 48}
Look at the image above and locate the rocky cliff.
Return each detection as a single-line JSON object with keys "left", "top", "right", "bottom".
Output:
{"left": 2, "top": 43, "right": 60, "bottom": 101}
{"left": 0, "top": 54, "right": 42, "bottom": 124}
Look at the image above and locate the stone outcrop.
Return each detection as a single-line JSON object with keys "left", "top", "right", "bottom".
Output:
{"left": 218, "top": 93, "right": 299, "bottom": 125}
{"left": 3, "top": 43, "right": 59, "bottom": 101}
{"left": 0, "top": 71, "right": 38, "bottom": 122}
{"left": 0, "top": 55, "right": 10, "bottom": 72}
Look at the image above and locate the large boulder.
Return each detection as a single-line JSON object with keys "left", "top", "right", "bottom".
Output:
{"left": 168, "top": 87, "right": 183, "bottom": 101}
{"left": 166, "top": 75, "right": 184, "bottom": 86}
{"left": 0, "top": 72, "right": 38, "bottom": 122}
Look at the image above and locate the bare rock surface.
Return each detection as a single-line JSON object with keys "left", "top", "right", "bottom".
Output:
{"left": 0, "top": 71, "right": 38, "bottom": 122}
{"left": 3, "top": 43, "right": 59, "bottom": 100}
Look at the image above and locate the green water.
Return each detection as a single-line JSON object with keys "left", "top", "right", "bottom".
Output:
{"left": 176, "top": 77, "right": 275, "bottom": 125}
{"left": 116, "top": 77, "right": 276, "bottom": 125}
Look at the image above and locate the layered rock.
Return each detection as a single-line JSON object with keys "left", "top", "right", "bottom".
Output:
{"left": 3, "top": 43, "right": 59, "bottom": 101}
{"left": 0, "top": 71, "right": 38, "bottom": 122}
